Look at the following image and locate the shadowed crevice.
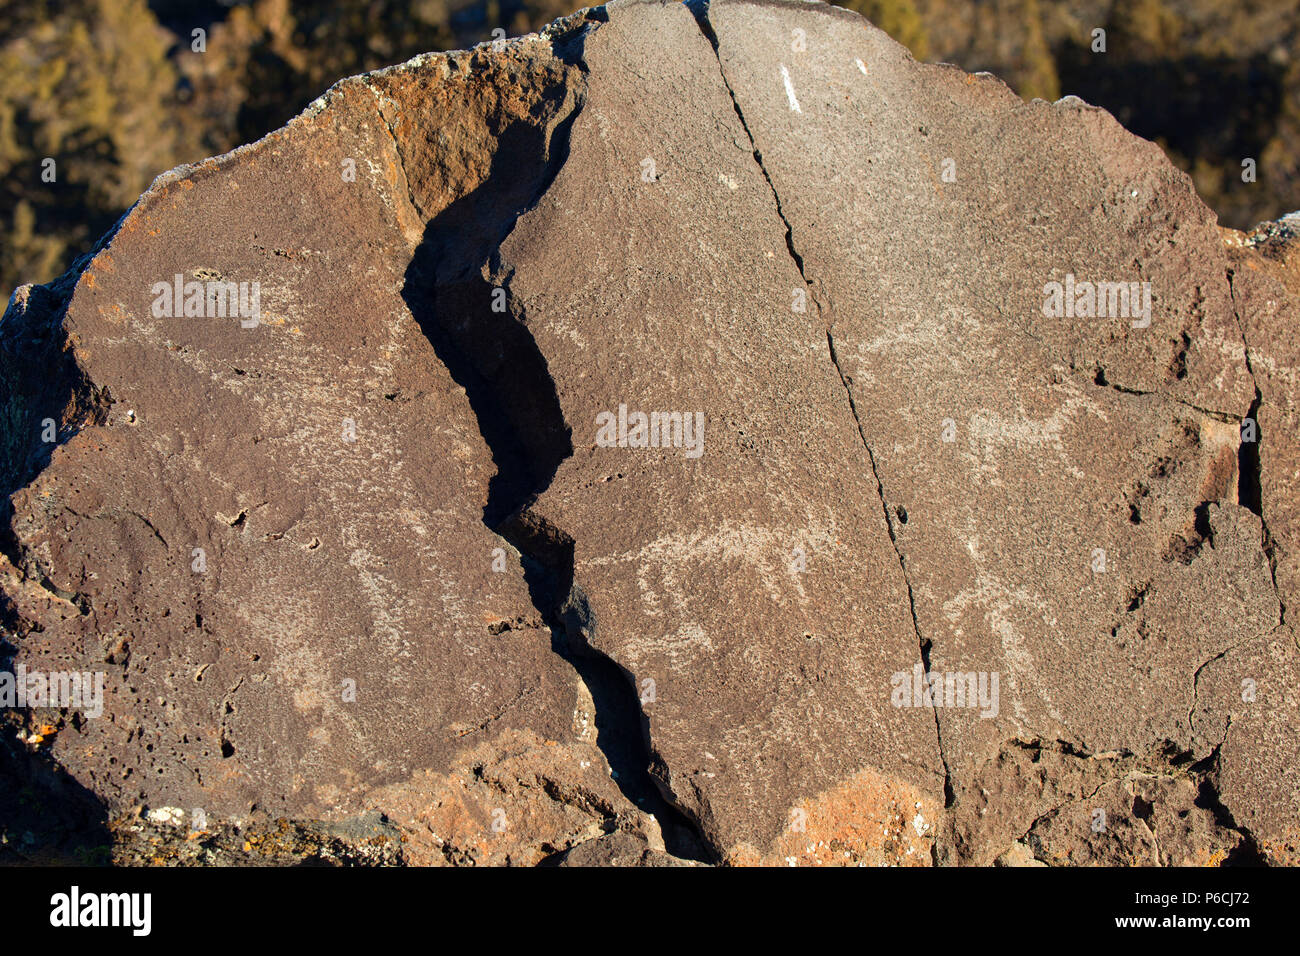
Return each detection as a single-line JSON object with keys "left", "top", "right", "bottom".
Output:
{"left": 396, "top": 28, "right": 714, "bottom": 864}
{"left": 1226, "top": 268, "right": 1285, "bottom": 627}
{"left": 0, "top": 232, "right": 116, "bottom": 862}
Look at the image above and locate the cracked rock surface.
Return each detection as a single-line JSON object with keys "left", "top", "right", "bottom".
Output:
{"left": 1, "top": 0, "right": 1297, "bottom": 865}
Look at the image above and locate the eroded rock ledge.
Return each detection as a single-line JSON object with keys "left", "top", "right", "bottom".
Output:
{"left": 1, "top": 0, "right": 1297, "bottom": 866}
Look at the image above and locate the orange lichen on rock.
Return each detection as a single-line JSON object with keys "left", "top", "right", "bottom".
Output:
{"left": 730, "top": 767, "right": 941, "bottom": 866}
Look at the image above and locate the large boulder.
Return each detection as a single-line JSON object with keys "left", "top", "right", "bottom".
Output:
{"left": 1, "top": 0, "right": 1295, "bottom": 865}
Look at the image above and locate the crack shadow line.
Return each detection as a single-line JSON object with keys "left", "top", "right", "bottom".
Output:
{"left": 396, "top": 28, "right": 714, "bottom": 863}
{"left": 690, "top": 0, "right": 957, "bottom": 846}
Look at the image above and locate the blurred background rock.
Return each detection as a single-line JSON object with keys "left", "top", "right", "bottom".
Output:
{"left": 3, "top": 0, "right": 1297, "bottom": 303}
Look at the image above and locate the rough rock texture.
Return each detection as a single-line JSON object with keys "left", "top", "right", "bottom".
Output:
{"left": 1, "top": 0, "right": 1297, "bottom": 866}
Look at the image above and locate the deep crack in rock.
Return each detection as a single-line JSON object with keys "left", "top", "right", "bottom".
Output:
{"left": 391, "top": 13, "right": 714, "bottom": 863}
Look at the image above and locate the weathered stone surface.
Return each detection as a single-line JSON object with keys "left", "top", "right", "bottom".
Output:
{"left": 1, "top": 0, "right": 1297, "bottom": 866}
{"left": 1191, "top": 223, "right": 1300, "bottom": 865}
{"left": 699, "top": 0, "right": 1288, "bottom": 863}
{"left": 556, "top": 829, "right": 691, "bottom": 866}
{"left": 365, "top": 729, "right": 667, "bottom": 865}
{"left": 0, "top": 14, "right": 659, "bottom": 863}
{"left": 495, "top": 0, "right": 942, "bottom": 861}
{"left": 1190, "top": 625, "right": 1300, "bottom": 866}
{"left": 1023, "top": 773, "right": 1242, "bottom": 867}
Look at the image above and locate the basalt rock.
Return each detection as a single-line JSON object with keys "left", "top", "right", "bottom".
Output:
{"left": 1, "top": 0, "right": 1297, "bottom": 866}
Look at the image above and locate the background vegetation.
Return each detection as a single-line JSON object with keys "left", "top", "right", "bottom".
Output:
{"left": 3, "top": 0, "right": 1298, "bottom": 303}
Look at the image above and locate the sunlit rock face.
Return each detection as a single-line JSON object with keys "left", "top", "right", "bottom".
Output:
{"left": 1, "top": 0, "right": 1295, "bottom": 866}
